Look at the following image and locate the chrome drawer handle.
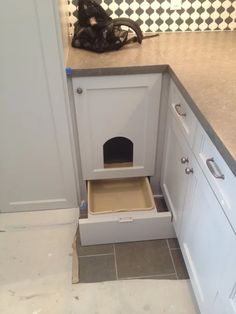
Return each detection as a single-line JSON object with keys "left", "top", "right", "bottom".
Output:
{"left": 175, "top": 104, "right": 187, "bottom": 117}
{"left": 181, "top": 157, "right": 189, "bottom": 164}
{"left": 206, "top": 158, "right": 225, "bottom": 180}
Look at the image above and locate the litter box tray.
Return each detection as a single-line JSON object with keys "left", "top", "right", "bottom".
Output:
{"left": 88, "top": 177, "right": 155, "bottom": 215}
{"left": 79, "top": 177, "right": 175, "bottom": 245}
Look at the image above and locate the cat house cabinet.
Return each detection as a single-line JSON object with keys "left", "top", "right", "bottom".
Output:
{"left": 72, "top": 74, "right": 162, "bottom": 180}
{"left": 72, "top": 73, "right": 175, "bottom": 245}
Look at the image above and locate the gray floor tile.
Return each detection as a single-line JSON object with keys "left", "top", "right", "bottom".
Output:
{"left": 79, "top": 255, "right": 116, "bottom": 283}
{"left": 167, "top": 238, "right": 180, "bottom": 249}
{"left": 171, "top": 249, "right": 189, "bottom": 279}
{"left": 115, "top": 240, "right": 175, "bottom": 279}
{"left": 121, "top": 273, "right": 177, "bottom": 280}
{"left": 77, "top": 243, "right": 114, "bottom": 257}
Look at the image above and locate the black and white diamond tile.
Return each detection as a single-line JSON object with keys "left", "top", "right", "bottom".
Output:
{"left": 69, "top": 0, "right": 236, "bottom": 33}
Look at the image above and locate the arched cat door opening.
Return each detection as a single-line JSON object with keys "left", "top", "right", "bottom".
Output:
{"left": 103, "top": 137, "right": 133, "bottom": 168}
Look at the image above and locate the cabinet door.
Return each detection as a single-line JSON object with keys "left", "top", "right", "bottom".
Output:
{"left": 213, "top": 235, "right": 236, "bottom": 314}
{"left": 161, "top": 110, "right": 192, "bottom": 236}
{"left": 0, "top": 0, "right": 77, "bottom": 212}
{"left": 180, "top": 159, "right": 233, "bottom": 314}
{"left": 72, "top": 74, "right": 162, "bottom": 180}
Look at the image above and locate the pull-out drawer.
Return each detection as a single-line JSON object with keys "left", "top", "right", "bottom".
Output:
{"left": 169, "top": 80, "right": 197, "bottom": 147}
{"left": 194, "top": 124, "right": 236, "bottom": 232}
{"left": 79, "top": 177, "right": 175, "bottom": 245}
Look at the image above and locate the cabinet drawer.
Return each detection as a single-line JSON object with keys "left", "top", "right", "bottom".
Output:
{"left": 79, "top": 177, "right": 175, "bottom": 245}
{"left": 169, "top": 80, "right": 197, "bottom": 147}
{"left": 194, "top": 124, "right": 236, "bottom": 232}
{"left": 79, "top": 210, "right": 174, "bottom": 245}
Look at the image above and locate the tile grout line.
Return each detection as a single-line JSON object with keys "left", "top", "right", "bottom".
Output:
{"left": 79, "top": 253, "right": 114, "bottom": 258}
{"left": 118, "top": 273, "right": 177, "bottom": 280}
{"left": 113, "top": 244, "right": 118, "bottom": 280}
{"left": 166, "top": 239, "right": 179, "bottom": 280}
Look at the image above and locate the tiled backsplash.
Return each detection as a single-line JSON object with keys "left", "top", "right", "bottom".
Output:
{"left": 68, "top": 0, "right": 236, "bottom": 33}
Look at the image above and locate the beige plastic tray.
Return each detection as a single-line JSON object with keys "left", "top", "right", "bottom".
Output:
{"left": 88, "top": 177, "right": 155, "bottom": 215}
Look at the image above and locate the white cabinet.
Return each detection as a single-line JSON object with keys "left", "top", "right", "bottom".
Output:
{"left": 161, "top": 110, "right": 192, "bottom": 236}
{"left": 180, "top": 157, "right": 234, "bottom": 314}
{"left": 72, "top": 74, "right": 162, "bottom": 180}
{"left": 0, "top": 0, "right": 77, "bottom": 212}
{"left": 169, "top": 80, "right": 197, "bottom": 147}
{"left": 194, "top": 124, "right": 236, "bottom": 232}
{"left": 162, "top": 105, "right": 228, "bottom": 313}
{"left": 72, "top": 73, "right": 177, "bottom": 245}
{"left": 162, "top": 79, "right": 236, "bottom": 314}
{"left": 213, "top": 235, "right": 236, "bottom": 314}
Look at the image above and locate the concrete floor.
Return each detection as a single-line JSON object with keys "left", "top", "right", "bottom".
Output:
{"left": 0, "top": 208, "right": 197, "bottom": 314}
{"left": 0, "top": 209, "right": 79, "bottom": 314}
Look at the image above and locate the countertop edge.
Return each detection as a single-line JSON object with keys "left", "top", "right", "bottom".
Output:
{"left": 67, "top": 64, "right": 168, "bottom": 77}
{"left": 67, "top": 65, "right": 236, "bottom": 177}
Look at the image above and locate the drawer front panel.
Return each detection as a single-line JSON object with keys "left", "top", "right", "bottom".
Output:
{"left": 79, "top": 211, "right": 175, "bottom": 245}
{"left": 169, "top": 80, "right": 197, "bottom": 147}
{"left": 194, "top": 124, "right": 236, "bottom": 232}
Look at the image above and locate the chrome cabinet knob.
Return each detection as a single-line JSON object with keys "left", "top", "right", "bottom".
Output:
{"left": 185, "top": 167, "right": 194, "bottom": 175}
{"left": 181, "top": 157, "right": 189, "bottom": 164}
{"left": 76, "top": 87, "right": 83, "bottom": 94}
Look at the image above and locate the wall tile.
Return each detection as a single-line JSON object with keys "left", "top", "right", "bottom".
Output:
{"left": 68, "top": 0, "right": 236, "bottom": 33}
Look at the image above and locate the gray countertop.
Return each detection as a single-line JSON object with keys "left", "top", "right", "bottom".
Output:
{"left": 67, "top": 31, "right": 236, "bottom": 176}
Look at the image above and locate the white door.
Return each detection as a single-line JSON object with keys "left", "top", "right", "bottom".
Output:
{"left": 161, "top": 110, "right": 192, "bottom": 236}
{"left": 0, "top": 0, "right": 77, "bottom": 212}
{"left": 180, "top": 158, "right": 233, "bottom": 314}
{"left": 72, "top": 74, "right": 162, "bottom": 180}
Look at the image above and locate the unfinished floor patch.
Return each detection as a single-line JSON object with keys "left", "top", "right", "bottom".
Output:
{"left": 0, "top": 209, "right": 78, "bottom": 314}
{"left": 72, "top": 279, "right": 200, "bottom": 314}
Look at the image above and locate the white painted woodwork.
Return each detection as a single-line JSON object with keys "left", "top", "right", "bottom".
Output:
{"left": 180, "top": 155, "right": 234, "bottom": 314}
{"left": 213, "top": 235, "right": 236, "bottom": 314}
{"left": 163, "top": 81, "right": 236, "bottom": 314}
{"left": 169, "top": 80, "right": 197, "bottom": 147}
{"left": 79, "top": 176, "right": 175, "bottom": 245}
{"left": 79, "top": 209, "right": 175, "bottom": 245}
{"left": 150, "top": 72, "right": 170, "bottom": 196}
{"left": 161, "top": 110, "right": 192, "bottom": 236}
{"left": 0, "top": 0, "right": 77, "bottom": 212}
{"left": 72, "top": 74, "right": 162, "bottom": 180}
{"left": 194, "top": 123, "right": 236, "bottom": 233}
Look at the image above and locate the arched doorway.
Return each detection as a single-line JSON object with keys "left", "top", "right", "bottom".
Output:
{"left": 103, "top": 137, "right": 133, "bottom": 168}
